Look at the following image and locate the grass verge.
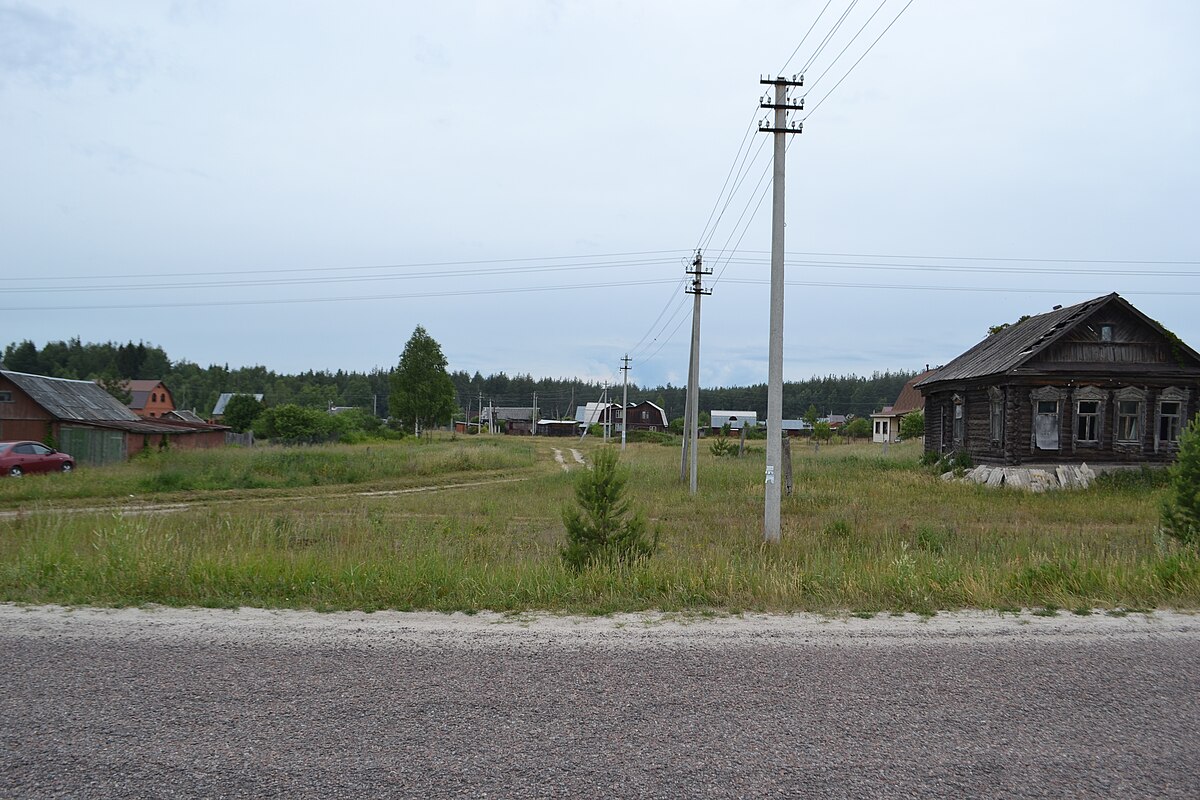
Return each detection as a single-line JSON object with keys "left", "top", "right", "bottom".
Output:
{"left": 1, "top": 436, "right": 1197, "bottom": 613}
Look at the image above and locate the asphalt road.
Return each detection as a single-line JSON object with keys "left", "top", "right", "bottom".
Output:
{"left": 2, "top": 606, "right": 1198, "bottom": 799}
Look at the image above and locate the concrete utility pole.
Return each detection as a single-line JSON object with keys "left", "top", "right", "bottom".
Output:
{"left": 758, "top": 73, "right": 804, "bottom": 543}
{"left": 685, "top": 251, "right": 711, "bottom": 495}
{"left": 532, "top": 392, "right": 538, "bottom": 437}
{"left": 620, "top": 354, "right": 631, "bottom": 450}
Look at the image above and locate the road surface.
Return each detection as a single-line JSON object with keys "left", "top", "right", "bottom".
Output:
{"left": 2, "top": 605, "right": 1198, "bottom": 799}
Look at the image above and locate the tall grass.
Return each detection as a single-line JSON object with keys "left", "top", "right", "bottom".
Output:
{"left": 0, "top": 437, "right": 534, "bottom": 505}
{"left": 1, "top": 437, "right": 1196, "bottom": 613}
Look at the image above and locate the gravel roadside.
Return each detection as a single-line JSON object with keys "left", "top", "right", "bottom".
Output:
{"left": 3, "top": 605, "right": 1198, "bottom": 799}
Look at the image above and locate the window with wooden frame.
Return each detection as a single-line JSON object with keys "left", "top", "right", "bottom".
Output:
{"left": 1114, "top": 387, "right": 1146, "bottom": 444}
{"left": 1156, "top": 387, "right": 1190, "bottom": 452}
{"left": 1075, "top": 401, "right": 1100, "bottom": 442}
{"left": 988, "top": 386, "right": 1004, "bottom": 443}
{"left": 1159, "top": 402, "right": 1183, "bottom": 445}
{"left": 952, "top": 394, "right": 965, "bottom": 445}
{"left": 0, "top": 391, "right": 12, "bottom": 403}
{"left": 1072, "top": 386, "right": 1105, "bottom": 447}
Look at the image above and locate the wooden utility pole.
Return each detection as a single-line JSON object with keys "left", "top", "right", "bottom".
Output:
{"left": 758, "top": 74, "right": 804, "bottom": 543}
{"left": 620, "top": 354, "right": 631, "bottom": 451}
{"left": 532, "top": 392, "right": 538, "bottom": 437}
{"left": 685, "top": 251, "right": 711, "bottom": 495}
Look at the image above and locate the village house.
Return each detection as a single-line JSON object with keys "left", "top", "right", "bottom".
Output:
{"left": 1, "top": 370, "right": 229, "bottom": 465}
{"left": 210, "top": 392, "right": 264, "bottom": 422}
{"left": 872, "top": 369, "right": 936, "bottom": 444}
{"left": 915, "top": 293, "right": 1200, "bottom": 466}
{"left": 123, "top": 379, "right": 176, "bottom": 419}
{"left": 612, "top": 401, "right": 668, "bottom": 432}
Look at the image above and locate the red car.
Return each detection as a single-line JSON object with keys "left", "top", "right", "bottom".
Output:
{"left": 0, "top": 441, "right": 76, "bottom": 477}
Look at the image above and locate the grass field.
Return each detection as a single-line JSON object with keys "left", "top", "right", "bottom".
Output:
{"left": 1, "top": 434, "right": 1196, "bottom": 614}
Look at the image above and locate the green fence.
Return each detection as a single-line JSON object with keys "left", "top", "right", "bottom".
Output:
{"left": 59, "top": 426, "right": 126, "bottom": 466}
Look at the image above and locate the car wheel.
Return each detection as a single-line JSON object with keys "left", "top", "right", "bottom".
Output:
{"left": 8, "top": 466, "right": 23, "bottom": 477}
{"left": 61, "top": 462, "right": 74, "bottom": 473}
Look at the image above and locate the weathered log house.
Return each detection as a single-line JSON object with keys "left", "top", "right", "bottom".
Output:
{"left": 915, "top": 293, "right": 1200, "bottom": 466}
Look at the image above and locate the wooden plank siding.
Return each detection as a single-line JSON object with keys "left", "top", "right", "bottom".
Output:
{"left": 925, "top": 381, "right": 1194, "bottom": 465}
{"left": 0, "top": 375, "right": 54, "bottom": 442}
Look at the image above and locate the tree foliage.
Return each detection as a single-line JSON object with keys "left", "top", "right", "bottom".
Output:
{"left": 389, "top": 326, "right": 457, "bottom": 435}
{"left": 900, "top": 410, "right": 925, "bottom": 440}
{"left": 253, "top": 404, "right": 333, "bottom": 442}
{"left": 1162, "top": 414, "right": 1200, "bottom": 548}
{"left": 223, "top": 394, "right": 264, "bottom": 433}
{"left": 561, "top": 449, "right": 657, "bottom": 572}
{"left": 842, "top": 417, "right": 871, "bottom": 439}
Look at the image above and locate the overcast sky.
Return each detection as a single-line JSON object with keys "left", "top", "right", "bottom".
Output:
{"left": 3, "top": 1, "right": 1198, "bottom": 390}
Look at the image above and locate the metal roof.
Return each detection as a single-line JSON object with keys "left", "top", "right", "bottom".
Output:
{"left": 890, "top": 369, "right": 937, "bottom": 414}
{"left": 916, "top": 294, "right": 1117, "bottom": 388}
{"left": 212, "top": 393, "right": 264, "bottom": 416}
{"left": 2, "top": 370, "right": 141, "bottom": 422}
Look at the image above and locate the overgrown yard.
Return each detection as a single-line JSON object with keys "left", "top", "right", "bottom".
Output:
{"left": 1, "top": 436, "right": 1197, "bottom": 614}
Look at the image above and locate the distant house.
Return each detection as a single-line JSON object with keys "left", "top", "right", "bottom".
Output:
{"left": 872, "top": 369, "right": 936, "bottom": 444}
{"left": 614, "top": 401, "right": 668, "bottom": 432}
{"left": 536, "top": 419, "right": 579, "bottom": 437}
{"left": 575, "top": 403, "right": 621, "bottom": 427}
{"left": 710, "top": 410, "right": 757, "bottom": 435}
{"left": 915, "top": 293, "right": 1200, "bottom": 465}
{"left": 482, "top": 407, "right": 536, "bottom": 435}
{"left": 164, "top": 409, "right": 206, "bottom": 424}
{"left": 0, "top": 370, "right": 228, "bottom": 466}
{"left": 123, "top": 379, "right": 176, "bottom": 419}
{"left": 211, "top": 393, "right": 264, "bottom": 421}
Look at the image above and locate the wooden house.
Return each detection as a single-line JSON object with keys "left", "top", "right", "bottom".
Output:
{"left": 1, "top": 370, "right": 228, "bottom": 466}
{"left": 915, "top": 294, "right": 1200, "bottom": 465}
{"left": 615, "top": 401, "right": 668, "bottom": 432}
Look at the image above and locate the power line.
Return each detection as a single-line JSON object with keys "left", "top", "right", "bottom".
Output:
{"left": 777, "top": 0, "right": 837, "bottom": 75}
{"left": 722, "top": 277, "right": 1200, "bottom": 297}
{"left": 6, "top": 256, "right": 684, "bottom": 294}
{"left": 798, "top": 0, "right": 862, "bottom": 75}
{"left": 803, "top": 0, "right": 889, "bottom": 94}
{"left": 803, "top": 0, "right": 917, "bottom": 121}
{"left": 0, "top": 250, "right": 686, "bottom": 283}
{"left": 0, "top": 277, "right": 682, "bottom": 312}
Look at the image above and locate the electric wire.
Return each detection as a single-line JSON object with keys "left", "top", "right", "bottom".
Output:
{"left": 803, "top": 0, "right": 916, "bottom": 121}
{"left": 798, "top": 0, "right": 861, "bottom": 75}
{"left": 776, "top": 0, "right": 836, "bottom": 75}
{"left": 802, "top": 0, "right": 889, "bottom": 94}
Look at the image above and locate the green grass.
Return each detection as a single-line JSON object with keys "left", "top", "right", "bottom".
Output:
{"left": 1, "top": 435, "right": 1197, "bottom": 614}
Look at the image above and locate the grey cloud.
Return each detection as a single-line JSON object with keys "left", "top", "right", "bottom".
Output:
{"left": 0, "top": 2, "right": 149, "bottom": 89}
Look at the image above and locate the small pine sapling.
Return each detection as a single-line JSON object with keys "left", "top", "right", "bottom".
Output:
{"left": 1161, "top": 413, "right": 1200, "bottom": 548}
{"left": 561, "top": 448, "right": 657, "bottom": 572}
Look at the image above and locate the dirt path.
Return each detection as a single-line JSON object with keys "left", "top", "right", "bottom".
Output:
{"left": 0, "top": 476, "right": 529, "bottom": 520}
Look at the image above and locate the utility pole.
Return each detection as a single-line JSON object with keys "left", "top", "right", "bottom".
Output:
{"left": 685, "top": 251, "right": 711, "bottom": 495}
{"left": 477, "top": 390, "right": 483, "bottom": 434}
{"left": 620, "top": 354, "right": 631, "bottom": 450}
{"left": 532, "top": 392, "right": 538, "bottom": 437}
{"left": 759, "top": 73, "right": 804, "bottom": 543}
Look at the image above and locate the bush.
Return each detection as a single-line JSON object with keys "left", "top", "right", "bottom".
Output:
{"left": 561, "top": 449, "right": 657, "bottom": 572}
{"left": 668, "top": 417, "right": 684, "bottom": 435}
{"left": 900, "top": 410, "right": 925, "bottom": 440}
{"left": 1161, "top": 414, "right": 1200, "bottom": 547}
{"left": 625, "top": 430, "right": 674, "bottom": 445}
{"left": 253, "top": 404, "right": 335, "bottom": 443}
{"left": 842, "top": 417, "right": 871, "bottom": 439}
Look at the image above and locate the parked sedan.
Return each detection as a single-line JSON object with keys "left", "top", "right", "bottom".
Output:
{"left": 0, "top": 441, "right": 76, "bottom": 477}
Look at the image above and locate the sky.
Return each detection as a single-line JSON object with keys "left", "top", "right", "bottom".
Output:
{"left": 2, "top": 0, "right": 1198, "bottom": 391}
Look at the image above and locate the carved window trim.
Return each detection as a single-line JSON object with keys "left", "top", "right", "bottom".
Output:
{"left": 1030, "top": 386, "right": 1064, "bottom": 451}
{"left": 988, "top": 386, "right": 1004, "bottom": 444}
{"left": 952, "top": 393, "right": 965, "bottom": 446}
{"left": 1072, "top": 386, "right": 1105, "bottom": 447}
{"left": 1156, "top": 387, "right": 1190, "bottom": 452}
{"left": 1114, "top": 386, "right": 1146, "bottom": 445}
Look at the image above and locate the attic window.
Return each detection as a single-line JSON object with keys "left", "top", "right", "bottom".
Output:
{"left": 1101, "top": 325, "right": 1113, "bottom": 342}
{"left": 0, "top": 391, "right": 12, "bottom": 403}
